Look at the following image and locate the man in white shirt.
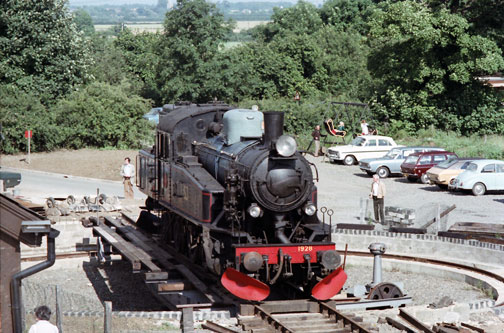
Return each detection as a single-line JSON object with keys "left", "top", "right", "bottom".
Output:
{"left": 29, "top": 306, "right": 58, "bottom": 333}
{"left": 120, "top": 157, "right": 135, "bottom": 200}
{"left": 369, "top": 174, "right": 386, "bottom": 223}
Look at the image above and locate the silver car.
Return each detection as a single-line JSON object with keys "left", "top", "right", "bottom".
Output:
{"left": 359, "top": 146, "right": 445, "bottom": 178}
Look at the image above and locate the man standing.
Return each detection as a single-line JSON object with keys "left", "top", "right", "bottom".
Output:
{"left": 120, "top": 157, "right": 135, "bottom": 200}
{"left": 369, "top": 174, "right": 386, "bottom": 223}
{"left": 311, "top": 125, "right": 322, "bottom": 157}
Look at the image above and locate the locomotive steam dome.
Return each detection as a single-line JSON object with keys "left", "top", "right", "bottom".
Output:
{"left": 223, "top": 109, "right": 263, "bottom": 145}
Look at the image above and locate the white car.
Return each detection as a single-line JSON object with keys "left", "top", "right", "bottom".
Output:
{"left": 450, "top": 159, "right": 504, "bottom": 195}
{"left": 327, "top": 135, "right": 400, "bottom": 165}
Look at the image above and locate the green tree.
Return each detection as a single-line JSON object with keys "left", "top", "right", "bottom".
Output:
{"left": 253, "top": 1, "right": 323, "bottom": 42}
{"left": 157, "top": 0, "right": 232, "bottom": 103}
{"left": 114, "top": 30, "right": 162, "bottom": 103}
{"left": 73, "top": 8, "right": 95, "bottom": 36}
{"left": 368, "top": 1, "right": 504, "bottom": 133}
{"left": 0, "top": 0, "right": 92, "bottom": 101}
{"left": 426, "top": 0, "right": 504, "bottom": 51}
{"left": 320, "top": 0, "right": 375, "bottom": 34}
{"left": 0, "top": 85, "right": 60, "bottom": 154}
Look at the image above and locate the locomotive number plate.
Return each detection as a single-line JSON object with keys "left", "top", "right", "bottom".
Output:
{"left": 297, "top": 245, "right": 313, "bottom": 252}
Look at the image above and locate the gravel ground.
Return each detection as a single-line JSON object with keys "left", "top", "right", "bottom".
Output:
{"left": 304, "top": 154, "right": 504, "bottom": 226}
{"left": 343, "top": 265, "right": 488, "bottom": 306}
{"left": 7, "top": 148, "right": 504, "bottom": 330}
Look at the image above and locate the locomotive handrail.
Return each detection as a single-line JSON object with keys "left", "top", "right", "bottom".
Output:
{"left": 308, "top": 161, "right": 319, "bottom": 182}
{"left": 193, "top": 141, "right": 236, "bottom": 159}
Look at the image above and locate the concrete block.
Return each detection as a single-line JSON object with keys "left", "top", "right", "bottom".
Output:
{"left": 442, "top": 311, "right": 460, "bottom": 323}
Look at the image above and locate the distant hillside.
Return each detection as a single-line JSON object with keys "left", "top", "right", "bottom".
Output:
{"left": 70, "top": 1, "right": 294, "bottom": 24}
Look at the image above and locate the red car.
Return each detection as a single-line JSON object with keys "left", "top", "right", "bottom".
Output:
{"left": 400, "top": 151, "right": 458, "bottom": 183}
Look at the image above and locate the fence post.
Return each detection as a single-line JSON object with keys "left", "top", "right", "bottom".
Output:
{"left": 359, "top": 197, "right": 364, "bottom": 223}
{"left": 104, "top": 301, "right": 112, "bottom": 333}
{"left": 56, "top": 285, "right": 63, "bottom": 332}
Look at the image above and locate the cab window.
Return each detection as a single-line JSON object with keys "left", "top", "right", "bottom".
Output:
{"left": 481, "top": 164, "right": 495, "bottom": 173}
{"left": 496, "top": 164, "right": 504, "bottom": 173}
{"left": 433, "top": 155, "right": 447, "bottom": 162}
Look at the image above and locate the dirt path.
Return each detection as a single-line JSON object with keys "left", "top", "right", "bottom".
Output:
{"left": 1, "top": 149, "right": 139, "bottom": 181}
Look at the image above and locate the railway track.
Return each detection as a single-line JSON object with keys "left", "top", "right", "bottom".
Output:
{"left": 19, "top": 212, "right": 495, "bottom": 332}
{"left": 237, "top": 301, "right": 370, "bottom": 333}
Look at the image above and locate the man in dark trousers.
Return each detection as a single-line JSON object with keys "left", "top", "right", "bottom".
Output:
{"left": 369, "top": 174, "right": 386, "bottom": 223}
{"left": 311, "top": 125, "right": 322, "bottom": 157}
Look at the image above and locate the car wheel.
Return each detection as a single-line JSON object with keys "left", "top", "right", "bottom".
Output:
{"left": 406, "top": 176, "right": 417, "bottom": 183}
{"left": 343, "top": 155, "right": 356, "bottom": 166}
{"left": 472, "top": 182, "right": 486, "bottom": 196}
{"left": 376, "top": 167, "right": 390, "bottom": 178}
{"left": 420, "top": 174, "right": 430, "bottom": 184}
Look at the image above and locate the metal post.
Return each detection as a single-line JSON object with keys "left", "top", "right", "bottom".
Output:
{"left": 104, "top": 301, "right": 112, "bottom": 333}
{"left": 56, "top": 285, "right": 62, "bottom": 332}
{"left": 436, "top": 204, "right": 440, "bottom": 232}
{"left": 369, "top": 243, "right": 386, "bottom": 288}
{"left": 359, "top": 197, "right": 364, "bottom": 223}
{"left": 27, "top": 136, "right": 30, "bottom": 164}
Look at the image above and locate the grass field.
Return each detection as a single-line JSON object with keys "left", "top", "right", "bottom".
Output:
{"left": 94, "top": 20, "right": 269, "bottom": 34}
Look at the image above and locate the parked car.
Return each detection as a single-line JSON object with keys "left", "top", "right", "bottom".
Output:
{"left": 400, "top": 151, "right": 458, "bottom": 183}
{"left": 0, "top": 169, "right": 21, "bottom": 192}
{"left": 426, "top": 158, "right": 480, "bottom": 189}
{"left": 327, "top": 135, "right": 400, "bottom": 165}
{"left": 359, "top": 146, "right": 444, "bottom": 178}
{"left": 450, "top": 159, "right": 504, "bottom": 195}
{"left": 143, "top": 107, "right": 163, "bottom": 124}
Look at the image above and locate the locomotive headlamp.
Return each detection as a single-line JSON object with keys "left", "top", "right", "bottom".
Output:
{"left": 275, "top": 135, "right": 297, "bottom": 157}
{"left": 319, "top": 250, "right": 342, "bottom": 270}
{"left": 248, "top": 203, "right": 263, "bottom": 218}
{"left": 303, "top": 202, "right": 317, "bottom": 216}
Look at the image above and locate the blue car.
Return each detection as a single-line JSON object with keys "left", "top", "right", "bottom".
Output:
{"left": 143, "top": 107, "right": 163, "bottom": 124}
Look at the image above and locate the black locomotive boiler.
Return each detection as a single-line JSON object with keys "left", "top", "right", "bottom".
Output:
{"left": 137, "top": 103, "right": 346, "bottom": 300}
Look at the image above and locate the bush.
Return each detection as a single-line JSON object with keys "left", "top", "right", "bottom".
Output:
{"left": 397, "top": 130, "right": 504, "bottom": 160}
{"left": 51, "top": 81, "right": 154, "bottom": 149}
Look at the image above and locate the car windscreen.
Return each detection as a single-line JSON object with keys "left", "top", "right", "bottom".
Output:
{"left": 404, "top": 155, "right": 418, "bottom": 164}
{"left": 351, "top": 137, "right": 366, "bottom": 146}
{"left": 385, "top": 148, "right": 401, "bottom": 158}
{"left": 460, "top": 161, "right": 473, "bottom": 169}
{"left": 436, "top": 159, "right": 457, "bottom": 169}
{"left": 466, "top": 163, "right": 478, "bottom": 171}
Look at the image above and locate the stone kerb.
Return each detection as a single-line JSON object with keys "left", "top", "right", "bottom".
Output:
{"left": 332, "top": 229, "right": 504, "bottom": 269}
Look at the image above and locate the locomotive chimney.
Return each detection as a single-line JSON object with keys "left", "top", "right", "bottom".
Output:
{"left": 263, "top": 111, "right": 284, "bottom": 147}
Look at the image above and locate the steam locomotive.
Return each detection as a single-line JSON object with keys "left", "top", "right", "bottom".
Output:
{"left": 137, "top": 103, "right": 346, "bottom": 301}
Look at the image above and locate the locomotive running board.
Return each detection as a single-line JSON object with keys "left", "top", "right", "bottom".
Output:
{"left": 221, "top": 268, "right": 270, "bottom": 301}
{"left": 311, "top": 267, "right": 347, "bottom": 300}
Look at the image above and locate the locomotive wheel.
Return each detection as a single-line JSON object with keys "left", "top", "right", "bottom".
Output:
{"left": 367, "top": 282, "right": 404, "bottom": 300}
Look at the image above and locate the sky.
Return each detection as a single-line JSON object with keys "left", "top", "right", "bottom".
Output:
{"left": 69, "top": 0, "right": 324, "bottom": 6}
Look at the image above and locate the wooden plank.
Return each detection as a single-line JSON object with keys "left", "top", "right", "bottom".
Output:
{"left": 449, "top": 222, "right": 504, "bottom": 236}
{"left": 385, "top": 317, "right": 415, "bottom": 333}
{"left": 461, "top": 322, "right": 484, "bottom": 333}
{"left": 94, "top": 225, "right": 162, "bottom": 272}
{"left": 399, "top": 309, "right": 434, "bottom": 333}
{"left": 175, "top": 264, "right": 221, "bottom": 303}
{"left": 157, "top": 280, "right": 193, "bottom": 292}
{"left": 421, "top": 204, "right": 456, "bottom": 229}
